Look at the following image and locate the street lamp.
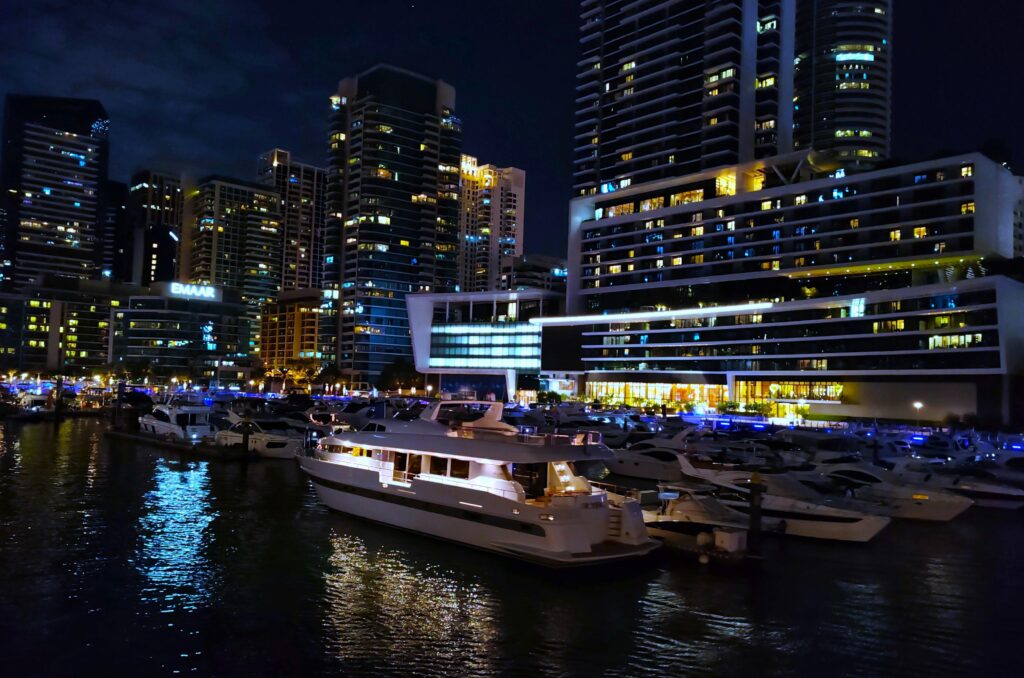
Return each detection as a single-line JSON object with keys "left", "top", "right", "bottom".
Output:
{"left": 913, "top": 401, "right": 924, "bottom": 426}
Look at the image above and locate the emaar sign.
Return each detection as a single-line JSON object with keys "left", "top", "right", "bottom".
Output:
{"left": 166, "top": 282, "right": 222, "bottom": 302}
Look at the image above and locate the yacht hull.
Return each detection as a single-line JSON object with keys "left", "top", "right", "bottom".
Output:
{"left": 719, "top": 500, "right": 890, "bottom": 542}
{"left": 301, "top": 456, "right": 658, "bottom": 567}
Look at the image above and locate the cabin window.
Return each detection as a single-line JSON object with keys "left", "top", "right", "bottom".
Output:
{"left": 407, "top": 455, "right": 423, "bottom": 475}
{"left": 153, "top": 410, "right": 170, "bottom": 423}
{"left": 450, "top": 459, "right": 470, "bottom": 479}
{"left": 430, "top": 456, "right": 449, "bottom": 475}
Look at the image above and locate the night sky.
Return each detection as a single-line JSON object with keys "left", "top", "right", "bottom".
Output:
{"left": 2, "top": 0, "right": 1021, "bottom": 258}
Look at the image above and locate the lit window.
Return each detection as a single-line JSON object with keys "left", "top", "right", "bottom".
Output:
{"left": 670, "top": 189, "right": 704, "bottom": 207}
{"left": 889, "top": 229, "right": 901, "bottom": 241}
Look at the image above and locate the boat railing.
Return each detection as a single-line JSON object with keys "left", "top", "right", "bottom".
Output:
{"left": 391, "top": 471, "right": 524, "bottom": 501}
{"left": 452, "top": 428, "right": 603, "bottom": 447}
{"left": 589, "top": 480, "right": 659, "bottom": 505}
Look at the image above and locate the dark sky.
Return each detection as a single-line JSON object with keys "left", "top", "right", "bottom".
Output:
{"left": 2, "top": 0, "right": 1022, "bottom": 258}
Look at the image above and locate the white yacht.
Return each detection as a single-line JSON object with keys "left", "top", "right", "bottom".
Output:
{"left": 139, "top": 399, "right": 214, "bottom": 441}
{"left": 881, "top": 457, "right": 1024, "bottom": 510}
{"left": 677, "top": 457, "right": 890, "bottom": 542}
{"left": 215, "top": 420, "right": 305, "bottom": 459}
{"left": 607, "top": 448, "right": 684, "bottom": 482}
{"left": 299, "top": 429, "right": 660, "bottom": 567}
{"left": 791, "top": 462, "right": 974, "bottom": 521}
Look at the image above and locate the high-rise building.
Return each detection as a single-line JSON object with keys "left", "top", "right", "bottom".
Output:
{"left": 573, "top": 0, "right": 891, "bottom": 196}
{"left": 1, "top": 95, "right": 110, "bottom": 290}
{"left": 180, "top": 176, "right": 282, "bottom": 356}
{"left": 793, "top": 0, "right": 892, "bottom": 165}
{"left": 260, "top": 288, "right": 332, "bottom": 372}
{"left": 98, "top": 180, "right": 134, "bottom": 281}
{"left": 457, "top": 154, "right": 526, "bottom": 292}
{"left": 257, "top": 149, "right": 327, "bottom": 290}
{"left": 510, "top": 254, "right": 568, "bottom": 293}
{"left": 324, "top": 64, "right": 462, "bottom": 388}
{"left": 128, "top": 170, "right": 183, "bottom": 285}
{"left": 550, "top": 151, "right": 1024, "bottom": 424}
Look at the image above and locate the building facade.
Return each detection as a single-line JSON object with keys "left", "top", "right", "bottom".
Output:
{"left": 98, "top": 180, "right": 133, "bottom": 281}
{"left": 551, "top": 152, "right": 1024, "bottom": 423}
{"left": 324, "top": 64, "right": 462, "bottom": 388}
{"left": 408, "top": 289, "right": 562, "bottom": 400}
{"left": 0, "top": 276, "right": 133, "bottom": 375}
{"left": 457, "top": 154, "right": 526, "bottom": 292}
{"left": 260, "top": 288, "right": 332, "bottom": 372}
{"left": 1, "top": 95, "right": 110, "bottom": 290}
{"left": 510, "top": 254, "right": 568, "bottom": 292}
{"left": 128, "top": 170, "right": 183, "bottom": 285}
{"left": 108, "top": 281, "right": 250, "bottom": 387}
{"left": 793, "top": 0, "right": 892, "bottom": 165}
{"left": 180, "top": 176, "right": 282, "bottom": 356}
{"left": 257, "top": 149, "right": 327, "bottom": 291}
{"left": 573, "top": 0, "right": 891, "bottom": 198}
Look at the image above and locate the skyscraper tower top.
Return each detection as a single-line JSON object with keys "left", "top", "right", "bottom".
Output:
{"left": 573, "top": 0, "right": 892, "bottom": 197}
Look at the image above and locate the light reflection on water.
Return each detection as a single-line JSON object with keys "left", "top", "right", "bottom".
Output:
{"left": 136, "top": 459, "right": 217, "bottom": 610}
{"left": 0, "top": 419, "right": 1019, "bottom": 676}
{"left": 321, "top": 532, "right": 501, "bottom": 674}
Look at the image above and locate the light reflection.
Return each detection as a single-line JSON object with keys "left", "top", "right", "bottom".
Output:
{"left": 136, "top": 459, "right": 217, "bottom": 610}
{"left": 322, "top": 532, "right": 499, "bottom": 672}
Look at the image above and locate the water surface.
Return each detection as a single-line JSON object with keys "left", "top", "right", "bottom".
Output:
{"left": 0, "top": 420, "right": 1019, "bottom": 676}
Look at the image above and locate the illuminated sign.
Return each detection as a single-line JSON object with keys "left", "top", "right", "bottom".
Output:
{"left": 168, "top": 282, "right": 222, "bottom": 302}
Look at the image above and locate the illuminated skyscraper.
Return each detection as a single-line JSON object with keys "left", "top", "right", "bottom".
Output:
{"left": 324, "top": 64, "right": 462, "bottom": 388}
{"left": 257, "top": 149, "right": 327, "bottom": 290}
{"left": 793, "top": 0, "right": 892, "bottom": 165}
{"left": 574, "top": 0, "right": 892, "bottom": 197}
{"left": 1, "top": 95, "right": 110, "bottom": 290}
{"left": 128, "top": 170, "right": 183, "bottom": 285}
{"left": 457, "top": 154, "right": 525, "bottom": 292}
{"left": 180, "top": 176, "right": 281, "bottom": 356}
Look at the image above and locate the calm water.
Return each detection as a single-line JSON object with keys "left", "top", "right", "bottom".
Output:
{"left": 0, "top": 420, "right": 1021, "bottom": 676}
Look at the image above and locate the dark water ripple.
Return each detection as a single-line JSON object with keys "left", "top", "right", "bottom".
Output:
{"left": 0, "top": 420, "right": 1021, "bottom": 676}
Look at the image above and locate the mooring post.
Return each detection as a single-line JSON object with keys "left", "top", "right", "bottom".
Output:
{"left": 748, "top": 470, "right": 763, "bottom": 556}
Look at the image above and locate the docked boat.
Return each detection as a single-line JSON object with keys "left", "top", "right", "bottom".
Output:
{"left": 607, "top": 448, "right": 683, "bottom": 481}
{"left": 299, "top": 429, "right": 660, "bottom": 567}
{"left": 215, "top": 420, "right": 305, "bottom": 458}
{"left": 677, "top": 457, "right": 890, "bottom": 542}
{"left": 139, "top": 400, "right": 214, "bottom": 441}
{"left": 644, "top": 484, "right": 773, "bottom": 534}
{"left": 881, "top": 457, "right": 1024, "bottom": 510}
{"left": 791, "top": 462, "right": 974, "bottom": 521}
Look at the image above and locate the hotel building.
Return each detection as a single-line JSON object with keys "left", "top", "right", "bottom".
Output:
{"left": 1, "top": 95, "right": 110, "bottom": 290}
{"left": 257, "top": 149, "right": 327, "bottom": 290}
{"left": 457, "top": 154, "right": 526, "bottom": 292}
{"left": 128, "top": 170, "right": 183, "bottom": 285}
{"left": 574, "top": 0, "right": 891, "bottom": 196}
{"left": 408, "top": 288, "right": 562, "bottom": 400}
{"left": 324, "top": 64, "right": 462, "bottom": 388}
{"left": 180, "top": 176, "right": 282, "bottom": 356}
{"left": 545, "top": 151, "right": 1024, "bottom": 424}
